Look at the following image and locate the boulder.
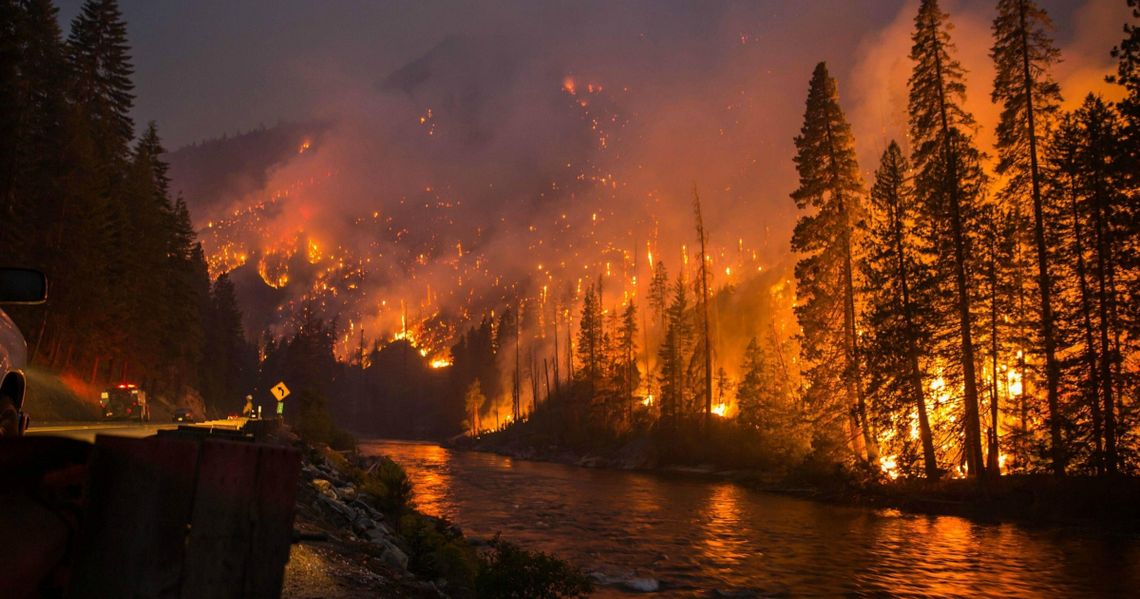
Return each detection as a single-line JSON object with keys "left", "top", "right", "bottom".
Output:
{"left": 312, "top": 478, "right": 337, "bottom": 499}
{"left": 376, "top": 539, "right": 409, "bottom": 571}
{"left": 316, "top": 494, "right": 356, "bottom": 524}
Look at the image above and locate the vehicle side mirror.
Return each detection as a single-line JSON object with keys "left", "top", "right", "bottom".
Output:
{"left": 0, "top": 268, "right": 47, "bottom": 304}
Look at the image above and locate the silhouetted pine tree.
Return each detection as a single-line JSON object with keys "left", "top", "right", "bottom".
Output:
{"left": 66, "top": 0, "right": 134, "bottom": 170}
{"left": 861, "top": 142, "right": 939, "bottom": 479}
{"left": 1048, "top": 96, "right": 1133, "bottom": 474}
{"left": 790, "top": 61, "right": 873, "bottom": 461}
{"left": 618, "top": 300, "right": 639, "bottom": 421}
{"left": 0, "top": 0, "right": 24, "bottom": 251}
{"left": 991, "top": 0, "right": 1065, "bottom": 475}
{"left": 908, "top": 0, "right": 989, "bottom": 477}
{"left": 657, "top": 277, "right": 693, "bottom": 425}
{"left": 576, "top": 284, "right": 604, "bottom": 393}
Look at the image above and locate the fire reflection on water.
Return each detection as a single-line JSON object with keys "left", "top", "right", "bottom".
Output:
{"left": 362, "top": 440, "right": 1140, "bottom": 597}
{"left": 696, "top": 483, "right": 749, "bottom": 570}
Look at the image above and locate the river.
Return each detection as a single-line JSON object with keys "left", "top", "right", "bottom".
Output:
{"left": 361, "top": 440, "right": 1140, "bottom": 597}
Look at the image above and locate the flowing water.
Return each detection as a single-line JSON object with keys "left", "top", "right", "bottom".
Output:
{"left": 362, "top": 440, "right": 1140, "bottom": 597}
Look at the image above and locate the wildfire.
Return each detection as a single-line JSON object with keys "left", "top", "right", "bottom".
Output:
{"left": 711, "top": 403, "right": 728, "bottom": 417}
{"left": 430, "top": 358, "right": 452, "bottom": 369}
{"left": 880, "top": 455, "right": 900, "bottom": 480}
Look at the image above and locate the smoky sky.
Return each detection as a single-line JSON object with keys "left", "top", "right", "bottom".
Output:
{"left": 50, "top": 0, "right": 1133, "bottom": 353}
{"left": 48, "top": 0, "right": 1075, "bottom": 148}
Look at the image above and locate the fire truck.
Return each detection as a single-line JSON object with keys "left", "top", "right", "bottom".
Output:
{"left": 100, "top": 383, "right": 150, "bottom": 422}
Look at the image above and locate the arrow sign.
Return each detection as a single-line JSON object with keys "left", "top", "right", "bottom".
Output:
{"left": 271, "top": 382, "right": 291, "bottom": 401}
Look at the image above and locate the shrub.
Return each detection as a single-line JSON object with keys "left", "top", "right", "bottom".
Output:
{"left": 475, "top": 534, "right": 593, "bottom": 598}
{"left": 360, "top": 458, "right": 415, "bottom": 516}
{"left": 397, "top": 513, "right": 479, "bottom": 593}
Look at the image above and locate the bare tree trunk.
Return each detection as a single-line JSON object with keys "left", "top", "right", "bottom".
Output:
{"left": 544, "top": 357, "right": 551, "bottom": 403}
{"left": 553, "top": 308, "right": 561, "bottom": 393}
{"left": 822, "top": 101, "right": 875, "bottom": 462}
{"left": 890, "top": 190, "right": 939, "bottom": 478}
{"left": 1067, "top": 173, "right": 1104, "bottom": 474}
{"left": 1090, "top": 162, "right": 1118, "bottom": 475}
{"left": 692, "top": 188, "right": 713, "bottom": 434}
{"left": 1016, "top": 0, "right": 1064, "bottom": 475}
{"left": 931, "top": 34, "right": 985, "bottom": 475}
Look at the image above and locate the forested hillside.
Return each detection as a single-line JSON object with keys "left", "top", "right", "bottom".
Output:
{"left": 0, "top": 0, "right": 252, "bottom": 415}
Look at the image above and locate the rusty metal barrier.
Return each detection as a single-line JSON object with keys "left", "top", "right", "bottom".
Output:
{"left": 2, "top": 433, "right": 300, "bottom": 598}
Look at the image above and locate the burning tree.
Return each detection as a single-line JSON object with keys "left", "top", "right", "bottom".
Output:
{"left": 860, "top": 142, "right": 939, "bottom": 479}
{"left": 907, "top": 0, "right": 989, "bottom": 477}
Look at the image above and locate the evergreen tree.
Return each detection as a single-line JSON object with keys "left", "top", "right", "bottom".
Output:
{"left": 121, "top": 122, "right": 176, "bottom": 384}
{"left": 736, "top": 335, "right": 809, "bottom": 461}
{"left": 465, "top": 379, "right": 485, "bottom": 435}
{"left": 1, "top": 0, "right": 69, "bottom": 274}
{"left": 973, "top": 201, "right": 1020, "bottom": 472}
{"left": 861, "top": 142, "right": 939, "bottom": 478}
{"left": 201, "top": 274, "right": 255, "bottom": 415}
{"left": 618, "top": 300, "right": 639, "bottom": 420}
{"left": 991, "top": 0, "right": 1065, "bottom": 475}
{"left": 1111, "top": 0, "right": 1140, "bottom": 142}
{"left": 66, "top": 0, "right": 134, "bottom": 170}
{"left": 1048, "top": 111, "right": 1103, "bottom": 473}
{"left": 649, "top": 261, "right": 669, "bottom": 329}
{"left": 0, "top": 1, "right": 21, "bottom": 241}
{"left": 692, "top": 188, "right": 714, "bottom": 432}
{"left": 908, "top": 0, "right": 989, "bottom": 477}
{"left": 576, "top": 284, "right": 604, "bottom": 393}
{"left": 1049, "top": 96, "right": 1132, "bottom": 474}
{"left": 657, "top": 277, "right": 693, "bottom": 424}
{"left": 789, "top": 62, "right": 874, "bottom": 461}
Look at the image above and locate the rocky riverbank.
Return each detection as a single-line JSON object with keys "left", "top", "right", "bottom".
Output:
{"left": 284, "top": 440, "right": 443, "bottom": 598}
{"left": 283, "top": 434, "right": 593, "bottom": 598}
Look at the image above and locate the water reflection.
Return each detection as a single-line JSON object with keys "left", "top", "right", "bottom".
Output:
{"left": 696, "top": 483, "right": 748, "bottom": 575}
{"left": 396, "top": 441, "right": 451, "bottom": 516}
{"left": 362, "top": 441, "right": 1140, "bottom": 597}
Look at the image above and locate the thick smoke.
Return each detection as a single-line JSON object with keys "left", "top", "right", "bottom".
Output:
{"left": 177, "top": 0, "right": 1126, "bottom": 402}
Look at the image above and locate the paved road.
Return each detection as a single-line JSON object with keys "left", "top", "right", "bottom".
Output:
{"left": 26, "top": 421, "right": 175, "bottom": 442}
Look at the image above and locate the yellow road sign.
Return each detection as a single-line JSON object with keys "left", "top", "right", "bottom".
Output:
{"left": 271, "top": 382, "right": 290, "bottom": 401}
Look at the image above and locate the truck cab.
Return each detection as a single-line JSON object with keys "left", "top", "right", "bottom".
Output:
{"left": 99, "top": 383, "right": 150, "bottom": 422}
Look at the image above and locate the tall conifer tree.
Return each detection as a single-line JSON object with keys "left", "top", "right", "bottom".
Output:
{"left": 991, "top": 0, "right": 1065, "bottom": 475}
{"left": 862, "top": 142, "right": 939, "bottom": 478}
{"left": 908, "top": 0, "right": 988, "bottom": 477}
{"left": 790, "top": 62, "right": 874, "bottom": 461}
